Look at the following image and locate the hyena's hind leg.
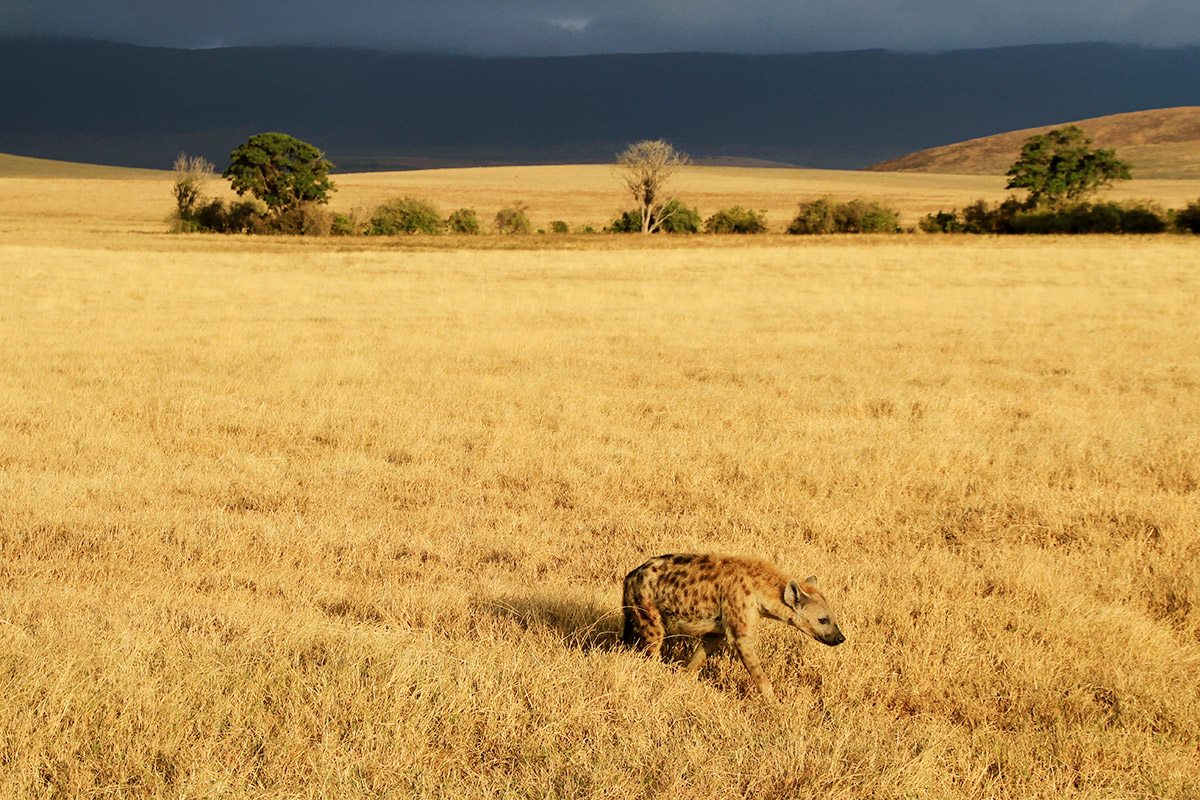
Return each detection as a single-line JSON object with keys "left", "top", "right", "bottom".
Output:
{"left": 684, "top": 634, "right": 725, "bottom": 672}
{"left": 622, "top": 580, "right": 666, "bottom": 658}
{"left": 640, "top": 614, "right": 666, "bottom": 659}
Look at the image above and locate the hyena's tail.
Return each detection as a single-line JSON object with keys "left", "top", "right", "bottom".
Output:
{"left": 621, "top": 569, "right": 643, "bottom": 648}
{"left": 622, "top": 604, "right": 637, "bottom": 648}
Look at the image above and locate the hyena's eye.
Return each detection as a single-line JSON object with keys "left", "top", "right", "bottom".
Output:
{"left": 817, "top": 617, "right": 829, "bottom": 625}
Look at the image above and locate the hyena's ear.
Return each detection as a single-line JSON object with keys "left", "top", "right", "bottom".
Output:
{"left": 784, "top": 580, "right": 807, "bottom": 609}
{"left": 804, "top": 575, "right": 819, "bottom": 588}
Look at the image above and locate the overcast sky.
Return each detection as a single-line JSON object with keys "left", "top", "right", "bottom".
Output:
{"left": 3, "top": 0, "right": 1199, "bottom": 54}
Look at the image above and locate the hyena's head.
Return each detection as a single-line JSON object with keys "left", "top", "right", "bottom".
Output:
{"left": 783, "top": 576, "right": 845, "bottom": 646}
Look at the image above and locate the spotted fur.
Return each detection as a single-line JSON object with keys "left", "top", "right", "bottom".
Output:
{"left": 622, "top": 553, "right": 845, "bottom": 701}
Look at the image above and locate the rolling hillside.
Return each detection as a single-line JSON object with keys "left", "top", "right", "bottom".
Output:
{"left": 869, "top": 107, "right": 1200, "bottom": 178}
{"left": 0, "top": 151, "right": 162, "bottom": 179}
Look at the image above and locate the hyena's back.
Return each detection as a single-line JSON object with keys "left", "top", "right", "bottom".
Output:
{"left": 622, "top": 553, "right": 784, "bottom": 647}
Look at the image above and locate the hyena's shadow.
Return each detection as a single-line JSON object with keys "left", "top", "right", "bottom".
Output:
{"left": 477, "top": 594, "right": 625, "bottom": 652}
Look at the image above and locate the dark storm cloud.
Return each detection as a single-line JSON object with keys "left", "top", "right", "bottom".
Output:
{"left": 3, "top": 0, "right": 1199, "bottom": 53}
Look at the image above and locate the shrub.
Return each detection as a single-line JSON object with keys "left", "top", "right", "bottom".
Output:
{"left": 446, "top": 208, "right": 481, "bottom": 235}
{"left": 494, "top": 203, "right": 532, "bottom": 234}
{"left": 169, "top": 213, "right": 201, "bottom": 234}
{"left": 963, "top": 198, "right": 1019, "bottom": 234}
{"left": 368, "top": 197, "right": 444, "bottom": 235}
{"left": 918, "top": 210, "right": 964, "bottom": 234}
{"left": 227, "top": 200, "right": 268, "bottom": 234}
{"left": 920, "top": 200, "right": 1016, "bottom": 235}
{"left": 270, "top": 202, "right": 335, "bottom": 236}
{"left": 331, "top": 213, "right": 359, "bottom": 236}
{"left": 299, "top": 204, "right": 334, "bottom": 236}
{"left": 787, "top": 197, "right": 838, "bottom": 234}
{"left": 612, "top": 199, "right": 700, "bottom": 234}
{"left": 1172, "top": 199, "right": 1200, "bottom": 233}
{"left": 838, "top": 199, "right": 900, "bottom": 233}
{"left": 548, "top": 220, "right": 570, "bottom": 234}
{"left": 705, "top": 206, "right": 767, "bottom": 234}
{"left": 658, "top": 200, "right": 701, "bottom": 234}
{"left": 172, "top": 153, "right": 214, "bottom": 221}
{"left": 1110, "top": 203, "right": 1168, "bottom": 234}
{"left": 788, "top": 197, "right": 900, "bottom": 234}
{"left": 189, "top": 198, "right": 266, "bottom": 234}
{"left": 609, "top": 210, "right": 642, "bottom": 233}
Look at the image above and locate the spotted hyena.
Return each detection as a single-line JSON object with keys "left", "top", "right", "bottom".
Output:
{"left": 622, "top": 553, "right": 845, "bottom": 701}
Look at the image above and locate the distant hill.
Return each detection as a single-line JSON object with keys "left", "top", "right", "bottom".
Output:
{"left": 0, "top": 151, "right": 161, "bottom": 179}
{"left": 2, "top": 39, "right": 1200, "bottom": 171}
{"left": 869, "top": 107, "right": 1200, "bottom": 178}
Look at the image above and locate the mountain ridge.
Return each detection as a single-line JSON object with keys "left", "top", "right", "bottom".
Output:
{"left": 3, "top": 39, "right": 1200, "bottom": 171}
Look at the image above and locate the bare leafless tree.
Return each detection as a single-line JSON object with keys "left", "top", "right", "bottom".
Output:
{"left": 615, "top": 139, "right": 690, "bottom": 234}
{"left": 172, "top": 153, "right": 214, "bottom": 219}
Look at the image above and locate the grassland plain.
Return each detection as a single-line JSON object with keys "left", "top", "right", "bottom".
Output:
{"left": 0, "top": 162, "right": 1198, "bottom": 798}
{"left": 4, "top": 157, "right": 1200, "bottom": 238}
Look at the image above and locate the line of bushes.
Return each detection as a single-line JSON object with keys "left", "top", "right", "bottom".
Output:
{"left": 353, "top": 198, "right": 562, "bottom": 236}
{"left": 179, "top": 197, "right": 556, "bottom": 236}
{"left": 606, "top": 196, "right": 901, "bottom": 235}
{"left": 920, "top": 197, "right": 1200, "bottom": 235}
{"left": 174, "top": 165, "right": 1200, "bottom": 240}
{"left": 174, "top": 197, "right": 349, "bottom": 235}
{"left": 181, "top": 193, "right": 1200, "bottom": 237}
{"left": 179, "top": 193, "right": 1200, "bottom": 238}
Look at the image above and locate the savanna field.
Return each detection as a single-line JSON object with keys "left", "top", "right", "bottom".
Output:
{"left": 1, "top": 160, "right": 1198, "bottom": 798}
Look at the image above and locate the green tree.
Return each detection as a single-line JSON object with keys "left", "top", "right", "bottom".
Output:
{"left": 222, "top": 133, "right": 335, "bottom": 221}
{"left": 1005, "top": 126, "right": 1131, "bottom": 209}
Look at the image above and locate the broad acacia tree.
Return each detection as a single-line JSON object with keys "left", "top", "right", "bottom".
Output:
{"left": 1005, "top": 126, "right": 1131, "bottom": 209}
{"left": 223, "top": 132, "right": 335, "bottom": 220}
{"left": 616, "top": 139, "right": 690, "bottom": 233}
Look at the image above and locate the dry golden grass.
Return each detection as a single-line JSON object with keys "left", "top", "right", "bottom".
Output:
{"left": 1, "top": 161, "right": 1198, "bottom": 798}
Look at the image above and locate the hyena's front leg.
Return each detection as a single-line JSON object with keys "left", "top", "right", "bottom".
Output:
{"left": 720, "top": 618, "right": 777, "bottom": 700}
{"left": 685, "top": 634, "right": 724, "bottom": 672}
{"left": 729, "top": 633, "right": 777, "bottom": 702}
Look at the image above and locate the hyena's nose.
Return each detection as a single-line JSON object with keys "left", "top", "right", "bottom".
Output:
{"left": 828, "top": 630, "right": 846, "bottom": 646}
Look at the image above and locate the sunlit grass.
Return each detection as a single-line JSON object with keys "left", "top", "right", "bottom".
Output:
{"left": 0, "top": 163, "right": 1197, "bottom": 797}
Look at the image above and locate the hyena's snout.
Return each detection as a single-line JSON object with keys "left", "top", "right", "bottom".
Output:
{"left": 821, "top": 626, "right": 846, "bottom": 647}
